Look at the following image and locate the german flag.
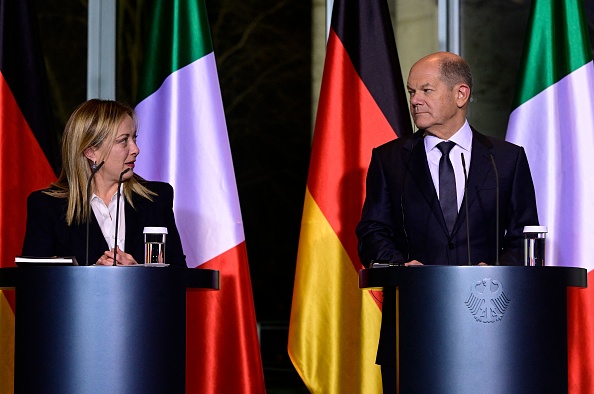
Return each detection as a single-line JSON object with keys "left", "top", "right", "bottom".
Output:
{"left": 288, "top": 0, "right": 412, "bottom": 392}
{"left": 0, "top": 1, "right": 58, "bottom": 389}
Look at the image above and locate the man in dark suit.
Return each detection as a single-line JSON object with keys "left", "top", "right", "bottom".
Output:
{"left": 355, "top": 52, "right": 539, "bottom": 392}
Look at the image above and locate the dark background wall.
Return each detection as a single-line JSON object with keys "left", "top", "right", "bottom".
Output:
{"left": 28, "top": 0, "right": 594, "bottom": 392}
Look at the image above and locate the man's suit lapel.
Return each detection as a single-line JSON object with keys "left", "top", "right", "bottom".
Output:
{"left": 404, "top": 133, "right": 450, "bottom": 235}
{"left": 406, "top": 128, "right": 495, "bottom": 238}
{"left": 451, "top": 128, "right": 494, "bottom": 235}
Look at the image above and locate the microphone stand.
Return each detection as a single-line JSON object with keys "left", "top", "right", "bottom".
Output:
{"left": 86, "top": 161, "right": 105, "bottom": 266}
{"left": 399, "top": 138, "right": 421, "bottom": 264}
{"left": 113, "top": 168, "right": 131, "bottom": 266}
{"left": 489, "top": 154, "right": 500, "bottom": 266}
{"left": 461, "top": 153, "right": 471, "bottom": 266}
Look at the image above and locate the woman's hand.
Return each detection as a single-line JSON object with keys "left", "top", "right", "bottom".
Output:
{"left": 95, "top": 246, "right": 138, "bottom": 265}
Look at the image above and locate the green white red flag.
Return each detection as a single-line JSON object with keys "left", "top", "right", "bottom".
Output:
{"left": 505, "top": 0, "right": 594, "bottom": 391}
{"left": 134, "top": 0, "right": 264, "bottom": 392}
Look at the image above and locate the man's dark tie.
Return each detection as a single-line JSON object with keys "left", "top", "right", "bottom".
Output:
{"left": 437, "top": 141, "right": 457, "bottom": 234}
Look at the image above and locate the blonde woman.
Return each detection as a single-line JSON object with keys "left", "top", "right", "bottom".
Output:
{"left": 22, "top": 99, "right": 186, "bottom": 267}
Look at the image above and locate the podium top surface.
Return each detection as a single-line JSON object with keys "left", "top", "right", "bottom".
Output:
{"left": 0, "top": 266, "right": 219, "bottom": 290}
{"left": 359, "top": 265, "right": 587, "bottom": 290}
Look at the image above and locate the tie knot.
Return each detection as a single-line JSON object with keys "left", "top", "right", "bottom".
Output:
{"left": 437, "top": 141, "right": 456, "bottom": 156}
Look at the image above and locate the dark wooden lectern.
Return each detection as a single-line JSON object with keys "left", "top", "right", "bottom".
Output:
{"left": 359, "top": 266, "right": 587, "bottom": 393}
{"left": 0, "top": 266, "right": 219, "bottom": 393}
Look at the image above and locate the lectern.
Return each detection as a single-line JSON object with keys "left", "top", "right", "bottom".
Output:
{"left": 0, "top": 266, "right": 219, "bottom": 393}
{"left": 359, "top": 266, "right": 587, "bottom": 393}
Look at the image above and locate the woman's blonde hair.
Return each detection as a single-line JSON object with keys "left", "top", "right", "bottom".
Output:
{"left": 46, "top": 99, "right": 154, "bottom": 225}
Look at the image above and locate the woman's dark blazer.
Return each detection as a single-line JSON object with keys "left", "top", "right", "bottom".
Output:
{"left": 22, "top": 181, "right": 187, "bottom": 267}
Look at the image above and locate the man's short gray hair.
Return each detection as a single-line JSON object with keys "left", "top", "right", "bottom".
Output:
{"left": 439, "top": 57, "right": 473, "bottom": 92}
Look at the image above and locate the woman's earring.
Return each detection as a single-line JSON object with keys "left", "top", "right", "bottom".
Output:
{"left": 91, "top": 161, "right": 97, "bottom": 171}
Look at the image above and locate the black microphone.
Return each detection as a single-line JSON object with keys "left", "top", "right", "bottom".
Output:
{"left": 86, "top": 160, "right": 105, "bottom": 266}
{"left": 461, "top": 153, "right": 471, "bottom": 266}
{"left": 113, "top": 168, "right": 131, "bottom": 266}
{"left": 400, "top": 136, "right": 421, "bottom": 263}
{"left": 489, "top": 154, "right": 500, "bottom": 266}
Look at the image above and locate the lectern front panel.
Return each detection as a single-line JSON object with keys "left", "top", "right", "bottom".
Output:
{"left": 14, "top": 266, "right": 186, "bottom": 393}
{"left": 360, "top": 266, "right": 587, "bottom": 394}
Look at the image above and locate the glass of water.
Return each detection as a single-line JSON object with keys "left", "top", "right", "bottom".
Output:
{"left": 523, "top": 225, "right": 547, "bottom": 266}
{"left": 143, "top": 227, "right": 168, "bottom": 265}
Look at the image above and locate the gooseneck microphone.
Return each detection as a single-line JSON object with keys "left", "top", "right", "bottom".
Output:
{"left": 489, "top": 154, "right": 500, "bottom": 266}
{"left": 400, "top": 138, "right": 421, "bottom": 264}
{"left": 86, "top": 161, "right": 105, "bottom": 266}
{"left": 113, "top": 168, "right": 131, "bottom": 266}
{"left": 461, "top": 153, "right": 471, "bottom": 266}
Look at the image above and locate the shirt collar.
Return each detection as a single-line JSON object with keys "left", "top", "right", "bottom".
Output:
{"left": 90, "top": 184, "right": 125, "bottom": 204}
{"left": 425, "top": 120, "right": 473, "bottom": 152}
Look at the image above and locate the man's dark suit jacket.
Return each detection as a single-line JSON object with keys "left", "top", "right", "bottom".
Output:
{"left": 22, "top": 181, "right": 187, "bottom": 267}
{"left": 356, "top": 127, "right": 539, "bottom": 365}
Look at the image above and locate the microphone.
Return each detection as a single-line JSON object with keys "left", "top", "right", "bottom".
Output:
{"left": 86, "top": 160, "right": 105, "bottom": 266}
{"left": 489, "top": 154, "right": 500, "bottom": 266}
{"left": 113, "top": 168, "right": 131, "bottom": 266}
{"left": 461, "top": 153, "right": 471, "bottom": 266}
{"left": 400, "top": 137, "right": 421, "bottom": 263}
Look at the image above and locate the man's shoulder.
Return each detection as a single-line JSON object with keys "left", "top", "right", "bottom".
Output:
{"left": 472, "top": 128, "right": 524, "bottom": 153}
{"left": 374, "top": 132, "right": 422, "bottom": 154}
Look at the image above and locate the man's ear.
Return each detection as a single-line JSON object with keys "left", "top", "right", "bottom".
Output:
{"left": 456, "top": 84, "right": 471, "bottom": 108}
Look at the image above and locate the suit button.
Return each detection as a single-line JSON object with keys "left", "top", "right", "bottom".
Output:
{"left": 447, "top": 243, "right": 455, "bottom": 250}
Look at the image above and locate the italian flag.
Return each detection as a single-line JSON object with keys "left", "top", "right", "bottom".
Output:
{"left": 505, "top": 0, "right": 594, "bottom": 391}
{"left": 134, "top": 0, "right": 264, "bottom": 392}
{"left": 287, "top": 0, "right": 412, "bottom": 392}
{"left": 0, "top": 1, "right": 58, "bottom": 391}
